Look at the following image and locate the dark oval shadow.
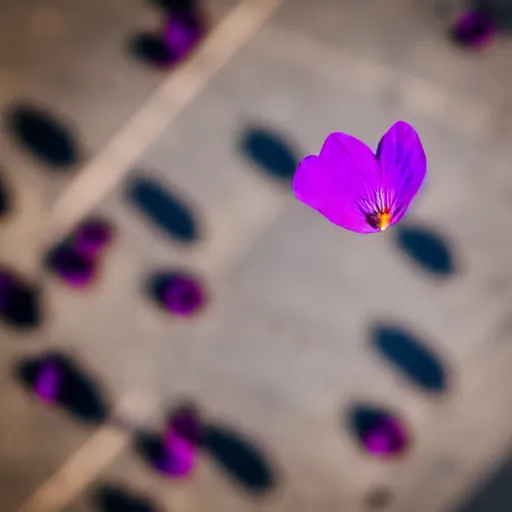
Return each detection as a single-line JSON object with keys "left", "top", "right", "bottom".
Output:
{"left": 203, "top": 424, "right": 276, "bottom": 493}
{"left": 150, "top": 0, "right": 198, "bottom": 12}
{"left": 16, "top": 353, "right": 109, "bottom": 423}
{"left": 0, "top": 270, "right": 41, "bottom": 330}
{"left": 347, "top": 404, "right": 410, "bottom": 457}
{"left": 240, "top": 126, "right": 299, "bottom": 182}
{"left": 96, "top": 485, "right": 158, "bottom": 512}
{"left": 0, "top": 173, "right": 11, "bottom": 218}
{"left": 7, "top": 104, "right": 80, "bottom": 168}
{"left": 127, "top": 176, "right": 199, "bottom": 243}
{"left": 474, "top": 0, "right": 512, "bottom": 31}
{"left": 129, "top": 34, "right": 174, "bottom": 68}
{"left": 371, "top": 324, "right": 448, "bottom": 393}
{"left": 134, "top": 431, "right": 166, "bottom": 469}
{"left": 394, "top": 224, "right": 455, "bottom": 277}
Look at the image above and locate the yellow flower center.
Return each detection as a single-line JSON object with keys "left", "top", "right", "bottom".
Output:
{"left": 377, "top": 211, "right": 392, "bottom": 231}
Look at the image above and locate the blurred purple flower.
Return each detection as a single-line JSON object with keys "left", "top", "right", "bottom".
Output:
{"left": 163, "top": 275, "right": 205, "bottom": 316}
{"left": 156, "top": 432, "right": 197, "bottom": 478}
{"left": 73, "top": 218, "right": 112, "bottom": 258}
{"left": 165, "top": 407, "right": 203, "bottom": 448}
{"left": 362, "top": 415, "right": 408, "bottom": 457}
{"left": 453, "top": 10, "right": 496, "bottom": 49}
{"left": 49, "top": 246, "right": 96, "bottom": 288}
{"left": 163, "top": 11, "right": 205, "bottom": 62}
{"left": 293, "top": 121, "right": 427, "bottom": 234}
{"left": 33, "top": 360, "right": 62, "bottom": 405}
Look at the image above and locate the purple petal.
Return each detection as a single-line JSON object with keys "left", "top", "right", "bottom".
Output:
{"left": 49, "top": 246, "right": 97, "bottom": 288}
{"left": 453, "top": 11, "right": 496, "bottom": 49}
{"left": 33, "top": 361, "right": 61, "bottom": 404}
{"left": 362, "top": 416, "right": 408, "bottom": 457}
{"left": 166, "top": 408, "right": 203, "bottom": 447}
{"left": 163, "top": 275, "right": 205, "bottom": 316}
{"left": 293, "top": 132, "right": 381, "bottom": 234}
{"left": 73, "top": 219, "right": 113, "bottom": 258}
{"left": 376, "top": 121, "right": 427, "bottom": 225}
{"left": 157, "top": 433, "right": 197, "bottom": 478}
{"left": 163, "top": 13, "right": 204, "bottom": 61}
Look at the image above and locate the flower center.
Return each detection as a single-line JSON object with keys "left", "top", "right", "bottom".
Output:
{"left": 377, "top": 211, "right": 392, "bottom": 231}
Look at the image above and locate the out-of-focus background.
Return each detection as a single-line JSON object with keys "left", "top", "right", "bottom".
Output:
{"left": 1, "top": 0, "right": 512, "bottom": 510}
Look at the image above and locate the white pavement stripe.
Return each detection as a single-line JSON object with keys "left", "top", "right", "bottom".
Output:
{"left": 19, "top": 1, "right": 283, "bottom": 510}
{"left": 50, "top": 0, "right": 282, "bottom": 246}
{"left": 16, "top": 396, "right": 138, "bottom": 512}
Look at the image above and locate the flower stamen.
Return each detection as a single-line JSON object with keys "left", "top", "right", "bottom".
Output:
{"left": 378, "top": 211, "right": 392, "bottom": 231}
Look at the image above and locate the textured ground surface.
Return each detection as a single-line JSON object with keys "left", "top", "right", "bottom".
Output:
{"left": 1, "top": 0, "right": 512, "bottom": 511}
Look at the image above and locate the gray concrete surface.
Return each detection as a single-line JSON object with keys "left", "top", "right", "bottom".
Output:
{"left": 1, "top": 0, "right": 512, "bottom": 511}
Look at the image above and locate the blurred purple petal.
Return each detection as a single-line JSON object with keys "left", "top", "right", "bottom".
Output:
{"left": 163, "top": 12, "right": 205, "bottom": 62}
{"left": 376, "top": 121, "right": 427, "bottom": 225}
{"left": 73, "top": 219, "right": 113, "bottom": 257}
{"left": 453, "top": 10, "right": 496, "bottom": 49}
{"left": 49, "top": 246, "right": 97, "bottom": 288}
{"left": 362, "top": 415, "right": 408, "bottom": 457}
{"left": 157, "top": 433, "right": 197, "bottom": 478}
{"left": 33, "top": 360, "right": 61, "bottom": 404}
{"left": 165, "top": 407, "right": 203, "bottom": 448}
{"left": 293, "top": 133, "right": 381, "bottom": 234}
{"left": 163, "top": 275, "right": 205, "bottom": 316}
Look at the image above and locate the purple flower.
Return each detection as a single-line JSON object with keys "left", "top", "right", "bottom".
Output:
{"left": 73, "top": 218, "right": 112, "bottom": 258}
{"left": 49, "top": 245, "right": 97, "bottom": 288}
{"left": 361, "top": 415, "right": 408, "bottom": 457}
{"left": 163, "top": 11, "right": 205, "bottom": 62}
{"left": 163, "top": 274, "right": 205, "bottom": 316}
{"left": 165, "top": 407, "right": 203, "bottom": 448}
{"left": 293, "top": 121, "right": 427, "bottom": 234}
{"left": 156, "top": 432, "right": 197, "bottom": 478}
{"left": 33, "top": 360, "right": 62, "bottom": 405}
{"left": 453, "top": 10, "right": 496, "bottom": 49}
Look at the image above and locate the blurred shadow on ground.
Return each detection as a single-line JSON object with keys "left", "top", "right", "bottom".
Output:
{"left": 363, "top": 487, "right": 395, "bottom": 510}
{"left": 17, "top": 352, "right": 109, "bottom": 424}
{"left": 0, "top": 270, "right": 41, "bottom": 330}
{"left": 203, "top": 424, "right": 277, "bottom": 493}
{"left": 240, "top": 125, "right": 299, "bottom": 183}
{"left": 129, "top": 34, "right": 173, "bottom": 68}
{"left": 150, "top": 0, "right": 197, "bottom": 11}
{"left": 454, "top": 449, "right": 512, "bottom": 511}
{"left": 127, "top": 176, "right": 200, "bottom": 243}
{"left": 371, "top": 324, "right": 448, "bottom": 393}
{"left": 135, "top": 401, "right": 277, "bottom": 492}
{"left": 135, "top": 431, "right": 166, "bottom": 470}
{"left": 0, "top": 173, "right": 11, "bottom": 218}
{"left": 394, "top": 224, "right": 455, "bottom": 277}
{"left": 96, "top": 485, "right": 158, "bottom": 512}
{"left": 473, "top": 0, "right": 512, "bottom": 30}
{"left": 7, "top": 103, "right": 80, "bottom": 168}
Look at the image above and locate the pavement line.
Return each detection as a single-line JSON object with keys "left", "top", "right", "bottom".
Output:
{"left": 19, "top": 0, "right": 283, "bottom": 510}
{"left": 16, "top": 397, "right": 137, "bottom": 512}
{"left": 50, "top": 0, "right": 283, "bottom": 244}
